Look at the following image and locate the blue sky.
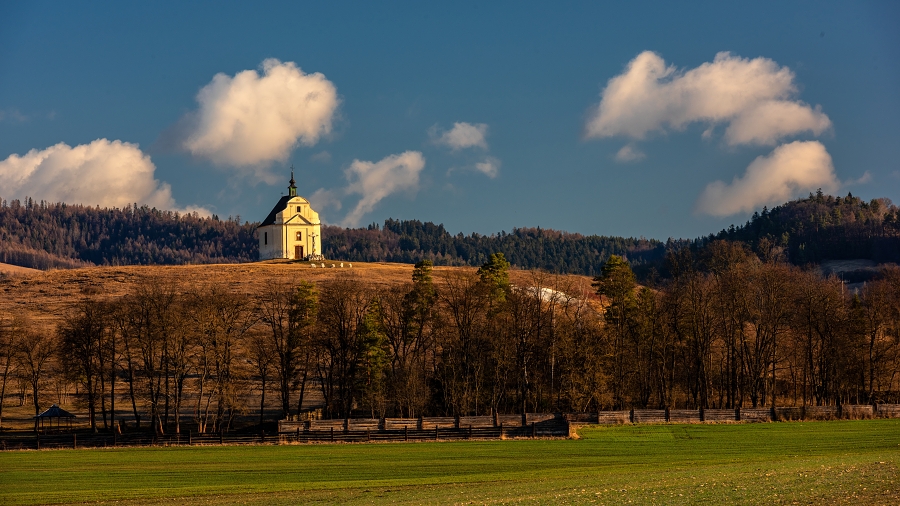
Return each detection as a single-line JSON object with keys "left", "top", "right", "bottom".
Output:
{"left": 1, "top": 1, "right": 898, "bottom": 240}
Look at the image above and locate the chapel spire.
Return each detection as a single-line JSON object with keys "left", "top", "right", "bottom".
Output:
{"left": 288, "top": 165, "right": 297, "bottom": 197}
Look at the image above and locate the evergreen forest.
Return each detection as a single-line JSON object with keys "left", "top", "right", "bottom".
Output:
{"left": 2, "top": 192, "right": 900, "bottom": 278}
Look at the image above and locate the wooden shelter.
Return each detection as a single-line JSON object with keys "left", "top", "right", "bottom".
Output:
{"left": 34, "top": 404, "right": 76, "bottom": 433}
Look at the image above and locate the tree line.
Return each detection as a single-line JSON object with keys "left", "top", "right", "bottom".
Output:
{"left": 6, "top": 192, "right": 899, "bottom": 280}
{"left": 2, "top": 246, "right": 900, "bottom": 434}
{"left": 0, "top": 197, "right": 257, "bottom": 269}
{"left": 711, "top": 191, "right": 900, "bottom": 265}
{"left": 0, "top": 197, "right": 662, "bottom": 276}
{"left": 322, "top": 219, "right": 665, "bottom": 276}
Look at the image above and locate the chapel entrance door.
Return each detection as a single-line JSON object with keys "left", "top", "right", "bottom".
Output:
{"left": 295, "top": 245, "right": 303, "bottom": 259}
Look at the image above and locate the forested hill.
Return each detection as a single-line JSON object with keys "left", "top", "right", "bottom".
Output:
{"left": 322, "top": 219, "right": 665, "bottom": 276}
{"left": 0, "top": 198, "right": 663, "bottom": 275}
{"left": 4, "top": 192, "right": 899, "bottom": 274}
{"left": 709, "top": 191, "right": 900, "bottom": 265}
{"left": 0, "top": 198, "right": 257, "bottom": 269}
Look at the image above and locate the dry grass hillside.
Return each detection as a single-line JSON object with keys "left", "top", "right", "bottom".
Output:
{"left": 0, "top": 262, "right": 40, "bottom": 276}
{"left": 0, "top": 260, "right": 598, "bottom": 329}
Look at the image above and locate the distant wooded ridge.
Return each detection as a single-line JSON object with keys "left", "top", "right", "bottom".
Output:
{"left": 2, "top": 191, "right": 899, "bottom": 276}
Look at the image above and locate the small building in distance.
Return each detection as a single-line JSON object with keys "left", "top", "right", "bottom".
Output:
{"left": 258, "top": 170, "right": 323, "bottom": 261}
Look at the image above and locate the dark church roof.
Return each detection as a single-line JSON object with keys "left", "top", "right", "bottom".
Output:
{"left": 258, "top": 196, "right": 292, "bottom": 228}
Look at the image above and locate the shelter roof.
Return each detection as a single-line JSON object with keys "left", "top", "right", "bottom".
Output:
{"left": 35, "top": 404, "right": 76, "bottom": 418}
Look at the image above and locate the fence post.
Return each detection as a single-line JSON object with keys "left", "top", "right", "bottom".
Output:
{"left": 435, "top": 427, "right": 439, "bottom": 441}
{"left": 404, "top": 426, "right": 408, "bottom": 442}
{"left": 629, "top": 409, "right": 634, "bottom": 424}
{"left": 664, "top": 407, "right": 670, "bottom": 422}
{"left": 36, "top": 434, "right": 40, "bottom": 450}
{"left": 699, "top": 407, "right": 704, "bottom": 422}
{"left": 367, "top": 429, "right": 371, "bottom": 442}
{"left": 73, "top": 433, "right": 76, "bottom": 449}
{"left": 499, "top": 422, "right": 503, "bottom": 438}
{"left": 188, "top": 432, "right": 192, "bottom": 446}
{"left": 330, "top": 427, "right": 334, "bottom": 442}
{"left": 531, "top": 422, "right": 536, "bottom": 438}
{"left": 468, "top": 425, "right": 472, "bottom": 440}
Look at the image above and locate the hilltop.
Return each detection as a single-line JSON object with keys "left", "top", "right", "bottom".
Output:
{"left": 710, "top": 191, "right": 899, "bottom": 265}
{"left": 0, "top": 260, "right": 598, "bottom": 331}
{"left": 2, "top": 192, "right": 898, "bottom": 278}
{"left": 0, "top": 199, "right": 256, "bottom": 269}
{"left": 0, "top": 197, "right": 661, "bottom": 276}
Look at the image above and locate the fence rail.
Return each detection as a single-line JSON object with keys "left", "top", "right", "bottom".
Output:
{"left": 3, "top": 404, "right": 899, "bottom": 450}
{"left": 0, "top": 431, "right": 281, "bottom": 451}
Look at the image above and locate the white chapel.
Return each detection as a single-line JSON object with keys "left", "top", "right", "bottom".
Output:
{"left": 257, "top": 170, "right": 323, "bottom": 261}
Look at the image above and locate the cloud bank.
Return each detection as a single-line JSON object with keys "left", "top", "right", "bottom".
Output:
{"left": 0, "top": 139, "right": 205, "bottom": 214}
{"left": 433, "top": 122, "right": 489, "bottom": 150}
{"left": 694, "top": 141, "right": 838, "bottom": 217}
{"left": 179, "top": 59, "right": 338, "bottom": 177}
{"left": 585, "top": 51, "right": 831, "bottom": 146}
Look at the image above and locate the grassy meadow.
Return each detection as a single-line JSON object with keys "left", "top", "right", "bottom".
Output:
{"left": 1, "top": 420, "right": 898, "bottom": 505}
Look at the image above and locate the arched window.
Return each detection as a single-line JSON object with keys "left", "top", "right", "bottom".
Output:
{"left": 296, "top": 231, "right": 302, "bottom": 241}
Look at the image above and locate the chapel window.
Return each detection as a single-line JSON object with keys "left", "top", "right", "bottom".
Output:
{"left": 296, "top": 231, "right": 302, "bottom": 241}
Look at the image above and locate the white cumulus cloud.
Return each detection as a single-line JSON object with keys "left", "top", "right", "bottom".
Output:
{"left": 310, "top": 152, "right": 426, "bottom": 227}
{"left": 694, "top": 141, "right": 839, "bottom": 217}
{"left": 474, "top": 157, "right": 501, "bottom": 178}
{"left": 0, "top": 139, "right": 206, "bottom": 214}
{"left": 615, "top": 144, "right": 646, "bottom": 162}
{"left": 585, "top": 51, "right": 831, "bottom": 146}
{"left": 433, "top": 122, "right": 489, "bottom": 150}
{"left": 341, "top": 151, "right": 425, "bottom": 227}
{"left": 179, "top": 59, "right": 338, "bottom": 177}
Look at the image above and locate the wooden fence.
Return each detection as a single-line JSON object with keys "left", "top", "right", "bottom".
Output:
{"left": 3, "top": 404, "right": 899, "bottom": 450}
{"left": 278, "top": 412, "right": 570, "bottom": 442}
{"left": 561, "top": 404, "right": 894, "bottom": 425}
{"left": 0, "top": 431, "right": 282, "bottom": 451}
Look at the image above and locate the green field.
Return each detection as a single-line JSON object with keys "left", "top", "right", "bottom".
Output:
{"left": 1, "top": 420, "right": 898, "bottom": 505}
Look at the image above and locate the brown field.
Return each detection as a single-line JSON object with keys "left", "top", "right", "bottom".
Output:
{"left": 0, "top": 262, "right": 40, "bottom": 276}
{"left": 0, "top": 260, "right": 596, "bottom": 359}
{"left": 0, "top": 260, "right": 597, "bottom": 330}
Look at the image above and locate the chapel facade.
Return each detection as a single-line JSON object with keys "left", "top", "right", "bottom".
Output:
{"left": 257, "top": 170, "right": 323, "bottom": 261}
